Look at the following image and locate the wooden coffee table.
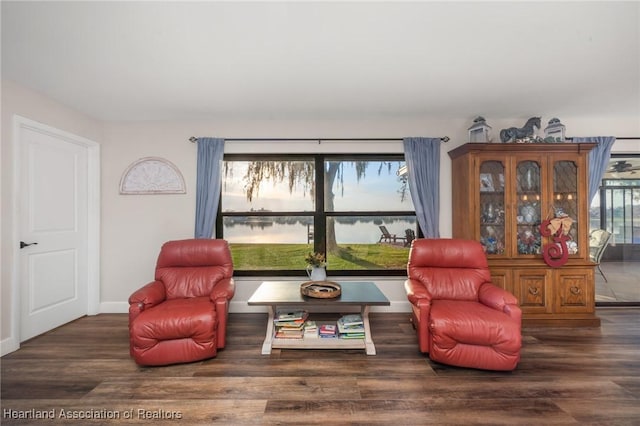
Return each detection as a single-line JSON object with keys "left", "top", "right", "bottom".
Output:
{"left": 248, "top": 281, "right": 390, "bottom": 355}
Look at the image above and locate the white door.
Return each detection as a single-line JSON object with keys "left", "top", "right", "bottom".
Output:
{"left": 18, "top": 123, "right": 90, "bottom": 341}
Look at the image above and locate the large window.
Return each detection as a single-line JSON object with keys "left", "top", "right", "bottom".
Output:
{"left": 591, "top": 155, "right": 640, "bottom": 248}
{"left": 590, "top": 154, "right": 640, "bottom": 305}
{"left": 219, "top": 154, "right": 416, "bottom": 275}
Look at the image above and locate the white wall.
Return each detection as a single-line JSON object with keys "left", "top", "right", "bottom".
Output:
{"left": 3, "top": 79, "right": 639, "bottom": 346}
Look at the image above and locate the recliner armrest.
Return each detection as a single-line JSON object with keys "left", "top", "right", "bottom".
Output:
{"left": 210, "top": 277, "right": 235, "bottom": 302}
{"left": 129, "top": 280, "right": 166, "bottom": 312}
{"left": 404, "top": 278, "right": 431, "bottom": 307}
{"left": 210, "top": 277, "right": 235, "bottom": 349}
{"left": 478, "top": 282, "right": 521, "bottom": 321}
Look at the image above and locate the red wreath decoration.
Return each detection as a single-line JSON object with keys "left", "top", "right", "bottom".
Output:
{"left": 539, "top": 216, "right": 573, "bottom": 268}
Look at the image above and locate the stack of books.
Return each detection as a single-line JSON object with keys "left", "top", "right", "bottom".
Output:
{"left": 274, "top": 310, "right": 308, "bottom": 339}
{"left": 319, "top": 323, "right": 338, "bottom": 339}
{"left": 337, "top": 314, "right": 365, "bottom": 339}
{"left": 303, "top": 321, "right": 318, "bottom": 339}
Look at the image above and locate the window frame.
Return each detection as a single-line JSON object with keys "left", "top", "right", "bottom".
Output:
{"left": 217, "top": 153, "right": 419, "bottom": 277}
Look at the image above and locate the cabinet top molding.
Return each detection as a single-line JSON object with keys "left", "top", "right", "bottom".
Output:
{"left": 448, "top": 142, "right": 597, "bottom": 159}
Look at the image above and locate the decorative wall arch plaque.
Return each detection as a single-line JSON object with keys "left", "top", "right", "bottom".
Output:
{"left": 119, "top": 157, "right": 186, "bottom": 194}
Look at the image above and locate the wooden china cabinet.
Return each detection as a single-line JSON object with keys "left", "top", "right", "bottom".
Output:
{"left": 448, "top": 142, "right": 600, "bottom": 326}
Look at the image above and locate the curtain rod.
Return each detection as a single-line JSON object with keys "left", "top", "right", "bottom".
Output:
{"left": 565, "top": 137, "right": 638, "bottom": 140}
{"left": 189, "top": 136, "right": 450, "bottom": 143}
{"left": 189, "top": 136, "right": 638, "bottom": 143}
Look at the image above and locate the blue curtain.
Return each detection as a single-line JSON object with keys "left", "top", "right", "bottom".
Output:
{"left": 194, "top": 137, "right": 225, "bottom": 239}
{"left": 573, "top": 136, "right": 616, "bottom": 203}
{"left": 403, "top": 137, "right": 441, "bottom": 238}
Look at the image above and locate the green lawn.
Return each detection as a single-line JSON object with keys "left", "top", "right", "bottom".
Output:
{"left": 230, "top": 243, "right": 410, "bottom": 271}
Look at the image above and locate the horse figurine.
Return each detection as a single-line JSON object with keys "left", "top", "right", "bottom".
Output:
{"left": 499, "top": 117, "right": 541, "bottom": 143}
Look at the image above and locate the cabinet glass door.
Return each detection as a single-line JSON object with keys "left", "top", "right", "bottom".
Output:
{"left": 479, "top": 160, "right": 505, "bottom": 255}
{"left": 553, "top": 160, "right": 579, "bottom": 254}
{"left": 516, "top": 160, "right": 542, "bottom": 255}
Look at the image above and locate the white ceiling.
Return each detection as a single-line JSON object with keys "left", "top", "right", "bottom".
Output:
{"left": 2, "top": 1, "right": 639, "bottom": 122}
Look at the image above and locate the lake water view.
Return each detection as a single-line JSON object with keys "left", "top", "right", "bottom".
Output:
{"left": 223, "top": 216, "right": 416, "bottom": 244}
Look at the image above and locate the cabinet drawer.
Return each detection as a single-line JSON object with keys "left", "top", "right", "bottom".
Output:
{"left": 554, "top": 269, "right": 595, "bottom": 313}
{"left": 513, "top": 269, "right": 553, "bottom": 313}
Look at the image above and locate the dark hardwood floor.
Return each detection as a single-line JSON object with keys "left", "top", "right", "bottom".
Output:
{"left": 2, "top": 308, "right": 639, "bottom": 425}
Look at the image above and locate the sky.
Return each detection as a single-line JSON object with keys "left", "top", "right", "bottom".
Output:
{"left": 222, "top": 160, "right": 413, "bottom": 212}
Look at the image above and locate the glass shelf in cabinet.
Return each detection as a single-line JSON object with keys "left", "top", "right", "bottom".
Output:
{"left": 481, "top": 221, "right": 505, "bottom": 226}
{"left": 517, "top": 191, "right": 540, "bottom": 197}
{"left": 553, "top": 193, "right": 577, "bottom": 201}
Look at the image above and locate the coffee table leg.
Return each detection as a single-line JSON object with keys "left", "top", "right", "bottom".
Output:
{"left": 362, "top": 305, "right": 376, "bottom": 355}
{"left": 261, "top": 305, "right": 275, "bottom": 355}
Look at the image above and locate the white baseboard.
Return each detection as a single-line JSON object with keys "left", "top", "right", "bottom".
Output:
{"left": 1, "top": 336, "right": 19, "bottom": 357}
{"left": 99, "top": 301, "right": 129, "bottom": 313}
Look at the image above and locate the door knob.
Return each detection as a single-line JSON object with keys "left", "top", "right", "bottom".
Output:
{"left": 20, "top": 241, "right": 38, "bottom": 249}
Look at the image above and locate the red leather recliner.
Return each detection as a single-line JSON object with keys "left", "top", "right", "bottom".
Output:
{"left": 128, "top": 239, "right": 235, "bottom": 366}
{"left": 404, "top": 238, "right": 522, "bottom": 371}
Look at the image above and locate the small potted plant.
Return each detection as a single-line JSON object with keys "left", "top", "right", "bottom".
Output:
{"left": 304, "top": 252, "right": 327, "bottom": 282}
